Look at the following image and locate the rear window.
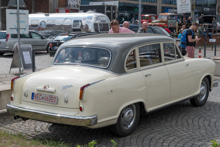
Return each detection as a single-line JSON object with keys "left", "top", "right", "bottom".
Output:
{"left": 54, "top": 36, "right": 72, "bottom": 41}
{"left": 54, "top": 47, "right": 111, "bottom": 68}
{"left": 0, "top": 32, "right": 6, "bottom": 39}
{"left": 11, "top": 34, "right": 30, "bottom": 38}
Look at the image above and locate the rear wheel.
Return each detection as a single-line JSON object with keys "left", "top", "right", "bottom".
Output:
{"left": 0, "top": 52, "right": 4, "bottom": 56}
{"left": 111, "top": 103, "right": 140, "bottom": 137}
{"left": 190, "top": 77, "right": 209, "bottom": 107}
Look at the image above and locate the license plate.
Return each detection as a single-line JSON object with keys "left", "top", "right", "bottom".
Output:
{"left": 31, "top": 93, "right": 58, "bottom": 104}
{"left": 54, "top": 46, "right": 58, "bottom": 50}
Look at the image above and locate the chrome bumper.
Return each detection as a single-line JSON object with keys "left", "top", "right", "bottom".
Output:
{"left": 7, "top": 104, "right": 97, "bottom": 126}
{"left": 213, "top": 79, "right": 219, "bottom": 87}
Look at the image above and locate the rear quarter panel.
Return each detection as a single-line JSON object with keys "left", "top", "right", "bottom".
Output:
{"left": 187, "top": 58, "right": 216, "bottom": 93}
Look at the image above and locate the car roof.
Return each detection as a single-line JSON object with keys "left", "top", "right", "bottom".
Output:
{"left": 59, "top": 33, "right": 174, "bottom": 73}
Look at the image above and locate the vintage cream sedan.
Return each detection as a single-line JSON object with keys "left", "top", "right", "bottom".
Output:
{"left": 7, "top": 34, "right": 218, "bottom": 137}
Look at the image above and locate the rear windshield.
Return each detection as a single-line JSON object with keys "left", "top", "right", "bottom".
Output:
{"left": 54, "top": 47, "right": 111, "bottom": 68}
{"left": 54, "top": 36, "right": 72, "bottom": 41}
{"left": 0, "top": 32, "right": 6, "bottom": 39}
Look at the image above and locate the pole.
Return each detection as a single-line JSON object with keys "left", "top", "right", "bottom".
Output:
{"left": 17, "top": 0, "right": 21, "bottom": 75}
{"left": 138, "top": 0, "right": 141, "bottom": 29}
{"left": 199, "top": 47, "right": 201, "bottom": 58}
{"left": 204, "top": 41, "right": 206, "bottom": 57}
{"left": 215, "top": 41, "right": 217, "bottom": 56}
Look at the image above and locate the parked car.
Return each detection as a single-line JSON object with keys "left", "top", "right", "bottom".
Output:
{"left": 141, "top": 14, "right": 157, "bottom": 24}
{"left": 121, "top": 25, "right": 182, "bottom": 54}
{"left": 7, "top": 34, "right": 218, "bottom": 137}
{"left": 0, "top": 30, "right": 51, "bottom": 55}
{"left": 148, "top": 13, "right": 177, "bottom": 28}
{"left": 49, "top": 32, "right": 100, "bottom": 57}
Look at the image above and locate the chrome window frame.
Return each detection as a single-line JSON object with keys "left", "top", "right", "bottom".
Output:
{"left": 53, "top": 46, "right": 112, "bottom": 69}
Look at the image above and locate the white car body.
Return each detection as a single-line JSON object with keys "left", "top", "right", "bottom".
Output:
{"left": 7, "top": 34, "right": 218, "bottom": 136}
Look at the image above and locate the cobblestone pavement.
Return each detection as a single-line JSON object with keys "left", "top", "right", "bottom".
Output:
{"left": 0, "top": 83, "right": 219, "bottom": 147}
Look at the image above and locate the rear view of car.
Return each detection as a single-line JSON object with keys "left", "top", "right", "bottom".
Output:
{"left": 0, "top": 31, "right": 9, "bottom": 55}
{"left": 49, "top": 36, "right": 73, "bottom": 57}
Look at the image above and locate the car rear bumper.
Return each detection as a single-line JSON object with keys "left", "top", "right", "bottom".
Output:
{"left": 213, "top": 79, "right": 219, "bottom": 87}
{"left": 7, "top": 104, "right": 97, "bottom": 126}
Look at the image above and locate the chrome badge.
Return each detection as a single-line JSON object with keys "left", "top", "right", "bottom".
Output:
{"left": 36, "top": 85, "right": 56, "bottom": 93}
{"left": 62, "top": 85, "right": 73, "bottom": 90}
{"left": 24, "top": 89, "right": 28, "bottom": 97}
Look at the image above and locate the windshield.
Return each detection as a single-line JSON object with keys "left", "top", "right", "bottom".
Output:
{"left": 154, "top": 27, "right": 171, "bottom": 37}
{"left": 54, "top": 36, "right": 72, "bottom": 41}
{"left": 158, "top": 15, "right": 167, "bottom": 19}
{"left": 54, "top": 47, "right": 111, "bottom": 68}
{"left": 142, "top": 16, "right": 149, "bottom": 20}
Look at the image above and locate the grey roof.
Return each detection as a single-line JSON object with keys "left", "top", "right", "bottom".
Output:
{"left": 59, "top": 33, "right": 175, "bottom": 73}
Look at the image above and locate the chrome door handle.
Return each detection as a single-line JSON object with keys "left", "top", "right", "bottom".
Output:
{"left": 186, "top": 63, "right": 189, "bottom": 66}
{"left": 145, "top": 74, "right": 151, "bottom": 77}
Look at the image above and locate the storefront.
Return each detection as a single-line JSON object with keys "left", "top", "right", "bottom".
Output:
{"left": 194, "top": 0, "right": 216, "bottom": 16}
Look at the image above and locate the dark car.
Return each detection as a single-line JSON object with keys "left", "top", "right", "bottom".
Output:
{"left": 49, "top": 32, "right": 100, "bottom": 57}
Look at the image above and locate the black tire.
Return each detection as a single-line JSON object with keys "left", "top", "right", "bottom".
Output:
{"left": 46, "top": 45, "right": 49, "bottom": 53}
{"left": 111, "top": 103, "right": 140, "bottom": 137}
{"left": 190, "top": 77, "right": 209, "bottom": 107}
{"left": 0, "top": 52, "right": 4, "bottom": 56}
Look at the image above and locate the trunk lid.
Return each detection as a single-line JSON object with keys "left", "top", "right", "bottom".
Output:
{"left": 21, "top": 66, "right": 112, "bottom": 109}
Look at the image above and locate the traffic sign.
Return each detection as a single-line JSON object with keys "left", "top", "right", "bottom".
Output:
{"left": 6, "top": 9, "right": 29, "bottom": 34}
{"left": 8, "top": 0, "right": 26, "bottom": 8}
{"left": 209, "top": 39, "right": 216, "bottom": 42}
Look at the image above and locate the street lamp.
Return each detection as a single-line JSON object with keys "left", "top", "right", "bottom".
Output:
{"left": 138, "top": 0, "right": 141, "bottom": 29}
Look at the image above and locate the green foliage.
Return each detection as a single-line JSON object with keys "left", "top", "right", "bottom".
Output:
{"left": 111, "top": 139, "right": 117, "bottom": 147}
{"left": 211, "top": 139, "right": 220, "bottom": 147}
{"left": 88, "top": 140, "right": 97, "bottom": 147}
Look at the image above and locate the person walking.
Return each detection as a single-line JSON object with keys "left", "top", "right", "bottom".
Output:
{"left": 108, "top": 19, "right": 134, "bottom": 34}
{"left": 137, "top": 22, "right": 148, "bottom": 33}
{"left": 212, "top": 18, "right": 217, "bottom": 34}
{"left": 186, "top": 22, "right": 201, "bottom": 58}
{"left": 199, "top": 14, "right": 204, "bottom": 24}
{"left": 168, "top": 23, "right": 175, "bottom": 34}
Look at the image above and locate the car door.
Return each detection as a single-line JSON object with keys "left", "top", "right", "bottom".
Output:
{"left": 30, "top": 32, "right": 47, "bottom": 50}
{"left": 138, "top": 43, "right": 171, "bottom": 110}
{"left": 163, "top": 42, "right": 195, "bottom": 101}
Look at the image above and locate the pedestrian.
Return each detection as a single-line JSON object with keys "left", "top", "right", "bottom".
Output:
{"left": 212, "top": 18, "right": 217, "bottom": 34}
{"left": 108, "top": 19, "right": 135, "bottom": 34}
{"left": 123, "top": 21, "right": 130, "bottom": 29}
{"left": 164, "top": 26, "right": 171, "bottom": 33}
{"left": 181, "top": 24, "right": 186, "bottom": 30}
{"left": 179, "top": 18, "right": 182, "bottom": 24}
{"left": 168, "top": 23, "right": 175, "bottom": 34}
{"left": 198, "top": 24, "right": 212, "bottom": 41}
{"left": 187, "top": 17, "right": 192, "bottom": 25}
{"left": 131, "top": 17, "right": 135, "bottom": 24}
{"left": 178, "top": 28, "right": 184, "bottom": 38}
{"left": 186, "top": 22, "right": 200, "bottom": 58}
{"left": 199, "top": 14, "right": 204, "bottom": 24}
{"left": 195, "top": 16, "right": 199, "bottom": 24}
{"left": 137, "top": 22, "right": 148, "bottom": 33}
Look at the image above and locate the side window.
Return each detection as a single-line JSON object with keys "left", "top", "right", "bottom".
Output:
{"left": 163, "top": 43, "right": 181, "bottom": 61}
{"left": 126, "top": 49, "right": 137, "bottom": 70}
{"left": 147, "top": 28, "right": 154, "bottom": 34}
{"left": 21, "top": 34, "right": 31, "bottom": 38}
{"left": 139, "top": 44, "right": 161, "bottom": 67}
{"left": 30, "top": 32, "right": 42, "bottom": 39}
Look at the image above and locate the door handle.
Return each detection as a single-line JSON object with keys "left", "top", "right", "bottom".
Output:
{"left": 145, "top": 74, "right": 151, "bottom": 77}
{"left": 185, "top": 63, "right": 189, "bottom": 66}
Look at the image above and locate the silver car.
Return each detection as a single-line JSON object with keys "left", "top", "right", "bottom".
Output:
{"left": 0, "top": 30, "right": 51, "bottom": 55}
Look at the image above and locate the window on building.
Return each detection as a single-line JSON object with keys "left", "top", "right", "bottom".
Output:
{"left": 162, "top": 0, "right": 176, "bottom": 5}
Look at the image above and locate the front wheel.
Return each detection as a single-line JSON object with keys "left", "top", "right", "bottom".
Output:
{"left": 111, "top": 103, "right": 140, "bottom": 137}
{"left": 190, "top": 77, "right": 209, "bottom": 107}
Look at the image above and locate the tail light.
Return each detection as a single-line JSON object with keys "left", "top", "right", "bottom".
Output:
{"left": 6, "top": 34, "right": 9, "bottom": 42}
{"left": 79, "top": 84, "right": 90, "bottom": 100}
{"left": 11, "top": 76, "right": 20, "bottom": 90}
{"left": 49, "top": 43, "right": 53, "bottom": 47}
{"left": 11, "top": 96, "right": 14, "bottom": 101}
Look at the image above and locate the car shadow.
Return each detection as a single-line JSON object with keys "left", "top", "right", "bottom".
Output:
{"left": 32, "top": 99, "right": 220, "bottom": 147}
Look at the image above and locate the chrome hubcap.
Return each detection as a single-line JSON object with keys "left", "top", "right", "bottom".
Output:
{"left": 198, "top": 81, "right": 207, "bottom": 101}
{"left": 121, "top": 104, "right": 136, "bottom": 130}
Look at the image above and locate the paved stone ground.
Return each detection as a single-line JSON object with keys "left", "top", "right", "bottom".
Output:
{"left": 0, "top": 47, "right": 220, "bottom": 147}
{"left": 0, "top": 83, "right": 219, "bottom": 147}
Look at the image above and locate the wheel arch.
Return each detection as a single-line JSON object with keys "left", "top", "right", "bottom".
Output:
{"left": 198, "top": 74, "right": 212, "bottom": 93}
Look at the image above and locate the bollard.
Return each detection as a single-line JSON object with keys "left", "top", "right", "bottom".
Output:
{"left": 204, "top": 41, "right": 206, "bottom": 57}
{"left": 215, "top": 41, "right": 217, "bottom": 56}
{"left": 32, "top": 49, "right": 35, "bottom": 72}
{"left": 199, "top": 47, "right": 201, "bottom": 58}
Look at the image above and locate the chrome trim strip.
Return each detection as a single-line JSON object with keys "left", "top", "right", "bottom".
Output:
{"left": 7, "top": 104, "right": 97, "bottom": 126}
{"left": 213, "top": 79, "right": 219, "bottom": 87}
